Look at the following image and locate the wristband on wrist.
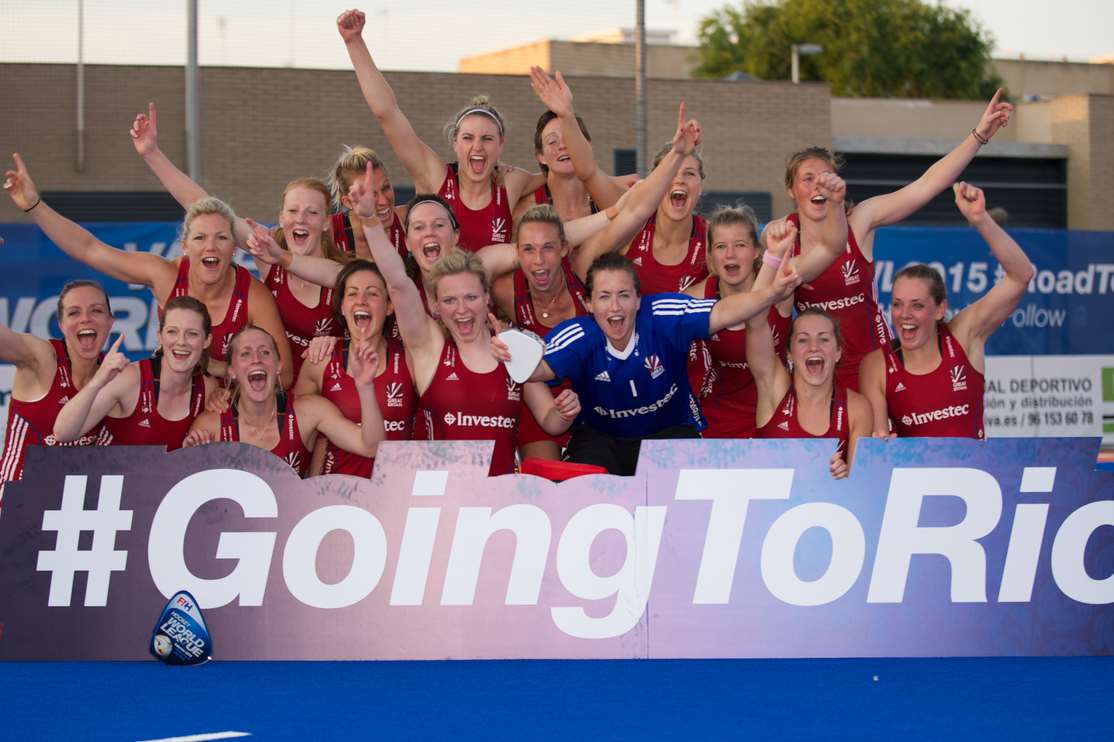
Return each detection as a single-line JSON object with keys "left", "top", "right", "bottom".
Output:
{"left": 761, "top": 251, "right": 783, "bottom": 269}
{"left": 971, "top": 128, "right": 989, "bottom": 146}
{"left": 23, "top": 197, "right": 41, "bottom": 213}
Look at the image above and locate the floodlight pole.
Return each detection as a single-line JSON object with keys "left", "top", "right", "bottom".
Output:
{"left": 76, "top": 0, "right": 85, "bottom": 172}
{"left": 186, "top": 0, "right": 201, "bottom": 180}
{"left": 791, "top": 43, "right": 823, "bottom": 84}
{"left": 635, "top": 0, "right": 648, "bottom": 176}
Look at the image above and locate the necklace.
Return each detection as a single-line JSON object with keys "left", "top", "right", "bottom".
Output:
{"left": 534, "top": 290, "right": 562, "bottom": 319}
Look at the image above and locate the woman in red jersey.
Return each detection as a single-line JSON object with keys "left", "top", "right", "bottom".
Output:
{"left": 748, "top": 224, "right": 873, "bottom": 479}
{"left": 781, "top": 90, "right": 1013, "bottom": 391}
{"left": 0, "top": 280, "right": 114, "bottom": 499}
{"left": 530, "top": 68, "right": 709, "bottom": 295}
{"left": 294, "top": 259, "right": 416, "bottom": 477}
{"left": 337, "top": 9, "right": 542, "bottom": 252}
{"left": 54, "top": 296, "right": 218, "bottom": 450}
{"left": 130, "top": 103, "right": 343, "bottom": 381}
{"left": 184, "top": 325, "right": 385, "bottom": 478}
{"left": 3, "top": 154, "right": 293, "bottom": 388}
{"left": 859, "top": 182, "right": 1034, "bottom": 439}
{"left": 328, "top": 145, "right": 409, "bottom": 261}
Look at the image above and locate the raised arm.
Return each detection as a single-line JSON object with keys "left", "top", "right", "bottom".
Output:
{"left": 130, "top": 103, "right": 257, "bottom": 254}
{"left": 848, "top": 89, "right": 1014, "bottom": 254}
{"left": 571, "top": 103, "right": 701, "bottom": 278}
{"left": 529, "top": 66, "right": 625, "bottom": 208}
{"left": 948, "top": 182, "right": 1035, "bottom": 359}
{"left": 348, "top": 163, "right": 439, "bottom": 351}
{"left": 0, "top": 322, "right": 51, "bottom": 370}
{"left": 244, "top": 218, "right": 343, "bottom": 288}
{"left": 338, "top": 9, "right": 444, "bottom": 192}
{"left": 745, "top": 292, "right": 791, "bottom": 425}
{"left": 53, "top": 336, "right": 131, "bottom": 442}
{"left": 4, "top": 154, "right": 174, "bottom": 288}
{"left": 709, "top": 256, "right": 800, "bottom": 335}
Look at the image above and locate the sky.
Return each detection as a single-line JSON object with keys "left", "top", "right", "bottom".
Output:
{"left": 2, "top": 0, "right": 1112, "bottom": 72}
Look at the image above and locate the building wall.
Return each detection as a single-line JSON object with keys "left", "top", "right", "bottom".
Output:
{"left": 461, "top": 41, "right": 698, "bottom": 79}
{"left": 994, "top": 59, "right": 1114, "bottom": 99}
{"left": 0, "top": 63, "right": 830, "bottom": 225}
{"left": 831, "top": 98, "right": 995, "bottom": 141}
{"left": 1043, "top": 95, "right": 1114, "bottom": 230}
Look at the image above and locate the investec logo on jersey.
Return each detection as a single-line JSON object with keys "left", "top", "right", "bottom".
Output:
{"left": 902, "top": 403, "right": 970, "bottom": 427}
{"left": 593, "top": 383, "right": 679, "bottom": 419}
{"left": 798, "top": 294, "right": 865, "bottom": 313}
{"left": 442, "top": 411, "right": 515, "bottom": 429}
{"left": 383, "top": 419, "right": 408, "bottom": 433}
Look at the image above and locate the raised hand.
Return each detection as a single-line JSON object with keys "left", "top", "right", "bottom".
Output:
{"left": 129, "top": 102, "right": 159, "bottom": 157}
{"left": 204, "top": 386, "right": 232, "bottom": 414}
{"left": 3, "top": 153, "right": 39, "bottom": 211}
{"left": 974, "top": 88, "right": 1013, "bottom": 142}
{"left": 670, "top": 102, "right": 702, "bottom": 156}
{"left": 553, "top": 388, "right": 580, "bottom": 422}
{"left": 303, "top": 335, "right": 339, "bottom": 365}
{"left": 91, "top": 335, "right": 129, "bottom": 389}
{"left": 528, "top": 66, "right": 575, "bottom": 118}
{"left": 336, "top": 8, "right": 366, "bottom": 43}
{"left": 348, "top": 340, "right": 379, "bottom": 386}
{"left": 953, "top": 181, "right": 987, "bottom": 224}
{"left": 816, "top": 171, "right": 847, "bottom": 206}
{"left": 182, "top": 428, "right": 215, "bottom": 448}
{"left": 763, "top": 217, "right": 797, "bottom": 257}
{"left": 243, "top": 218, "right": 285, "bottom": 265}
{"left": 346, "top": 162, "right": 378, "bottom": 221}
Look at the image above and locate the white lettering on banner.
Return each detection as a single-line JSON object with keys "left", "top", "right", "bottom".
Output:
{"left": 874, "top": 260, "right": 1114, "bottom": 297}
{"left": 148, "top": 469, "right": 277, "bottom": 608}
{"left": 34, "top": 462, "right": 1114, "bottom": 635}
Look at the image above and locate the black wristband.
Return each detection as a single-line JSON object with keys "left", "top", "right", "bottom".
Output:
{"left": 971, "top": 129, "right": 989, "bottom": 146}
{"left": 23, "top": 197, "right": 41, "bottom": 213}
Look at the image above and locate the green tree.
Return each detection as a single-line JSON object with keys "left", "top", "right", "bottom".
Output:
{"left": 695, "top": 0, "right": 1004, "bottom": 99}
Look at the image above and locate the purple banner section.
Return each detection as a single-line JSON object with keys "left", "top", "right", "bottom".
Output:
{"left": 0, "top": 438, "right": 1111, "bottom": 660}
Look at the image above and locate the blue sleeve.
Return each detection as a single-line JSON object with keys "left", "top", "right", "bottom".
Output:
{"left": 646, "top": 293, "right": 716, "bottom": 353}
{"left": 543, "top": 319, "right": 590, "bottom": 384}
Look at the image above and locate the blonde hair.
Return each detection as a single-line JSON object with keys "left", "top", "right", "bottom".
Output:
{"left": 652, "top": 141, "right": 706, "bottom": 179}
{"left": 429, "top": 249, "right": 488, "bottom": 300}
{"left": 328, "top": 145, "right": 388, "bottom": 210}
{"left": 180, "top": 196, "right": 236, "bottom": 242}
{"left": 515, "top": 203, "right": 566, "bottom": 245}
{"left": 706, "top": 204, "right": 762, "bottom": 277}
{"left": 444, "top": 96, "right": 506, "bottom": 143}
{"left": 272, "top": 178, "right": 348, "bottom": 264}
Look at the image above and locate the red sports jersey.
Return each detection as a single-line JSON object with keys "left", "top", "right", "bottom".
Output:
{"left": 437, "top": 164, "right": 511, "bottom": 251}
{"left": 627, "top": 214, "right": 709, "bottom": 295}
{"left": 0, "top": 339, "right": 111, "bottom": 497}
{"left": 331, "top": 211, "right": 407, "bottom": 261}
{"left": 788, "top": 213, "right": 890, "bottom": 391}
{"left": 883, "top": 324, "right": 985, "bottom": 439}
{"left": 166, "top": 257, "right": 252, "bottom": 363}
{"left": 756, "top": 382, "right": 850, "bottom": 458}
{"left": 693, "top": 277, "right": 791, "bottom": 439}
{"left": 220, "top": 397, "right": 311, "bottom": 477}
{"left": 320, "top": 338, "right": 416, "bottom": 477}
{"left": 105, "top": 358, "right": 206, "bottom": 450}
{"left": 264, "top": 263, "right": 336, "bottom": 381}
{"left": 512, "top": 261, "right": 587, "bottom": 448}
{"left": 417, "top": 340, "right": 522, "bottom": 476}
{"left": 511, "top": 259, "right": 589, "bottom": 337}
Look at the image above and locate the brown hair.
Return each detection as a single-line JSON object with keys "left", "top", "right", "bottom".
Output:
{"left": 516, "top": 204, "right": 566, "bottom": 246}
{"left": 784, "top": 146, "right": 845, "bottom": 190}
{"left": 159, "top": 295, "right": 212, "bottom": 376}
{"left": 706, "top": 204, "right": 761, "bottom": 276}
{"left": 330, "top": 259, "right": 393, "bottom": 338}
{"left": 272, "top": 178, "right": 348, "bottom": 263}
{"left": 57, "top": 279, "right": 111, "bottom": 320}
{"left": 791, "top": 307, "right": 844, "bottom": 349}
{"left": 429, "top": 249, "right": 488, "bottom": 300}
{"left": 445, "top": 95, "right": 506, "bottom": 142}
{"left": 651, "top": 141, "right": 706, "bottom": 179}
{"left": 533, "top": 111, "right": 591, "bottom": 174}
{"left": 893, "top": 263, "right": 947, "bottom": 305}
{"left": 328, "top": 145, "right": 388, "bottom": 211}
{"left": 585, "top": 253, "right": 640, "bottom": 298}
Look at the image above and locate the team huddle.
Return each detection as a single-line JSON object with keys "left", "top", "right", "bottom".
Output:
{"left": 0, "top": 9, "right": 1035, "bottom": 490}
